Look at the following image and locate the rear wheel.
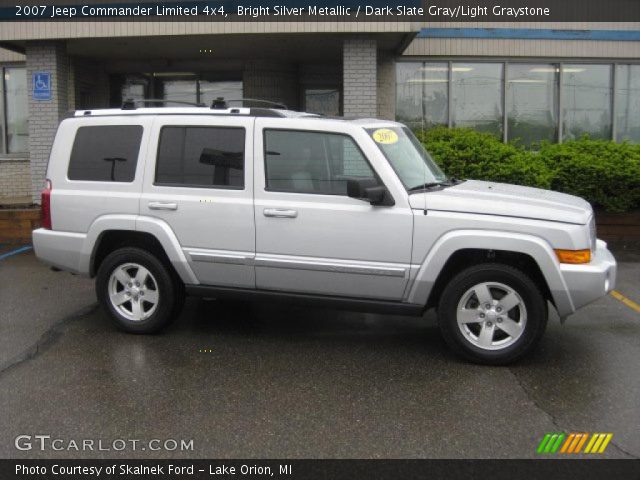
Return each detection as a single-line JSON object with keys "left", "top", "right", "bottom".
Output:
{"left": 437, "top": 263, "right": 547, "bottom": 365}
{"left": 96, "top": 247, "right": 183, "bottom": 333}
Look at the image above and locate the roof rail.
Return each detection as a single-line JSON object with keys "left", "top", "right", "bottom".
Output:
{"left": 227, "top": 98, "right": 288, "bottom": 109}
{"left": 122, "top": 98, "right": 205, "bottom": 110}
{"left": 209, "top": 97, "right": 287, "bottom": 110}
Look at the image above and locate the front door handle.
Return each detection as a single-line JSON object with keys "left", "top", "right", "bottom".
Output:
{"left": 263, "top": 208, "right": 298, "bottom": 218}
{"left": 148, "top": 201, "right": 178, "bottom": 211}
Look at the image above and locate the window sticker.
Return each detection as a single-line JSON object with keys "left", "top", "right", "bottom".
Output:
{"left": 372, "top": 128, "right": 399, "bottom": 144}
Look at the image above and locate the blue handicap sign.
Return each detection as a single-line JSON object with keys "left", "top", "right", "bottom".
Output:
{"left": 33, "top": 72, "right": 51, "bottom": 101}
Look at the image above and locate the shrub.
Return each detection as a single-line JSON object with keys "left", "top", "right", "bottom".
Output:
{"left": 416, "top": 126, "right": 552, "bottom": 189}
{"left": 538, "top": 139, "right": 640, "bottom": 213}
{"left": 415, "top": 127, "right": 640, "bottom": 213}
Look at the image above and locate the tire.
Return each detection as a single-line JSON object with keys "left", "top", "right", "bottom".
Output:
{"left": 437, "top": 263, "right": 547, "bottom": 365}
{"left": 96, "top": 247, "right": 183, "bottom": 333}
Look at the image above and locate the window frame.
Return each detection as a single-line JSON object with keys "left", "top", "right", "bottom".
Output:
{"left": 262, "top": 127, "right": 385, "bottom": 197}
{"left": 0, "top": 63, "right": 28, "bottom": 158}
{"left": 153, "top": 125, "right": 246, "bottom": 190}
{"left": 66, "top": 124, "right": 144, "bottom": 183}
{"left": 395, "top": 57, "right": 640, "bottom": 144}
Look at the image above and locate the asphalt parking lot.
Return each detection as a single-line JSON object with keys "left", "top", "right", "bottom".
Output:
{"left": 0, "top": 247, "right": 639, "bottom": 459}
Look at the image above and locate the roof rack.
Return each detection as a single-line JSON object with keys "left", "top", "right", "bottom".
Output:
{"left": 122, "top": 98, "right": 205, "bottom": 110}
{"left": 226, "top": 98, "right": 288, "bottom": 109}
{"left": 209, "top": 97, "right": 288, "bottom": 110}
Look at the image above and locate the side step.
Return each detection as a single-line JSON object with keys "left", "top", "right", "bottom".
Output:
{"left": 185, "top": 285, "right": 424, "bottom": 316}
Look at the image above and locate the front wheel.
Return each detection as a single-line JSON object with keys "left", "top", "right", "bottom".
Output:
{"left": 437, "top": 263, "right": 547, "bottom": 365}
{"left": 96, "top": 247, "right": 182, "bottom": 333}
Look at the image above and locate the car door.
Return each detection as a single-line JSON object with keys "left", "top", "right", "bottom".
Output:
{"left": 141, "top": 115, "right": 255, "bottom": 288}
{"left": 253, "top": 118, "right": 414, "bottom": 300}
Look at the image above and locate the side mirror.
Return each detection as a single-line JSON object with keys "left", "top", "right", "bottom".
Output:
{"left": 347, "top": 178, "right": 395, "bottom": 206}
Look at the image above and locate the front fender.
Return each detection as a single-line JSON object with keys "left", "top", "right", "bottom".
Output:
{"left": 406, "top": 230, "right": 575, "bottom": 317}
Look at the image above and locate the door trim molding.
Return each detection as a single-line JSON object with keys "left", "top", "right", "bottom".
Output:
{"left": 185, "top": 248, "right": 409, "bottom": 278}
{"left": 254, "top": 257, "right": 407, "bottom": 277}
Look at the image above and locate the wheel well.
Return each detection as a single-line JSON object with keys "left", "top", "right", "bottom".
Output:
{"left": 90, "top": 230, "right": 174, "bottom": 278}
{"left": 426, "top": 249, "right": 553, "bottom": 309}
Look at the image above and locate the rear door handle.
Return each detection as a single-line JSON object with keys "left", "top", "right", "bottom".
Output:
{"left": 148, "top": 202, "right": 178, "bottom": 211}
{"left": 263, "top": 208, "right": 298, "bottom": 218}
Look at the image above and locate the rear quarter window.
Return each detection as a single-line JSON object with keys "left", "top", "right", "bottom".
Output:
{"left": 67, "top": 125, "right": 143, "bottom": 182}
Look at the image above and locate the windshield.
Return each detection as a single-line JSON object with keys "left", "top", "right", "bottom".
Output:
{"left": 366, "top": 126, "right": 448, "bottom": 190}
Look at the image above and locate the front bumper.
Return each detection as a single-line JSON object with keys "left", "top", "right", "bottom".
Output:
{"left": 560, "top": 239, "right": 617, "bottom": 313}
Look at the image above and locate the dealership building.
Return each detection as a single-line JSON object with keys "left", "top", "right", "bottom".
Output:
{"left": 0, "top": 20, "right": 639, "bottom": 203}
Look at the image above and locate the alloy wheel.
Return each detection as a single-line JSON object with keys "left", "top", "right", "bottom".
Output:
{"left": 108, "top": 263, "right": 159, "bottom": 321}
{"left": 456, "top": 281, "right": 527, "bottom": 351}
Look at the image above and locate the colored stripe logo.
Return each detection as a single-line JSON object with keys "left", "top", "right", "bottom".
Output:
{"left": 537, "top": 433, "right": 613, "bottom": 454}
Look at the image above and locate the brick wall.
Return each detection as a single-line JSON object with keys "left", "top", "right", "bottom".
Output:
{"left": 0, "top": 160, "right": 31, "bottom": 201}
{"left": 343, "top": 38, "right": 377, "bottom": 118}
{"left": 377, "top": 53, "right": 395, "bottom": 120}
{"left": 26, "top": 42, "right": 69, "bottom": 203}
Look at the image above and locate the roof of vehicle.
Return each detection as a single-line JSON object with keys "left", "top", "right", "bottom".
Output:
{"left": 73, "top": 107, "right": 309, "bottom": 118}
{"left": 70, "top": 107, "right": 402, "bottom": 128}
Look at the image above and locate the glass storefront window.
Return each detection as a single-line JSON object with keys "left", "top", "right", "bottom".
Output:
{"left": 451, "top": 63, "right": 503, "bottom": 138}
{"left": 116, "top": 73, "right": 242, "bottom": 108}
{"left": 121, "top": 83, "right": 145, "bottom": 102}
{"left": 615, "top": 65, "right": 640, "bottom": 143}
{"left": 4, "top": 67, "right": 27, "bottom": 153}
{"left": 396, "top": 62, "right": 448, "bottom": 130}
{"left": 0, "top": 75, "right": 4, "bottom": 153}
{"left": 200, "top": 80, "right": 243, "bottom": 107}
{"left": 562, "top": 64, "right": 612, "bottom": 140}
{"left": 304, "top": 89, "right": 340, "bottom": 116}
{"left": 507, "top": 64, "right": 559, "bottom": 146}
{"left": 395, "top": 61, "right": 640, "bottom": 145}
{"left": 156, "top": 74, "right": 198, "bottom": 104}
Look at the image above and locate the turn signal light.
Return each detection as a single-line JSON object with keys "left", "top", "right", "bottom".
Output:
{"left": 555, "top": 249, "right": 591, "bottom": 264}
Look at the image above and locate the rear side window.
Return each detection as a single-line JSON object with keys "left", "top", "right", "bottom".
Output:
{"left": 68, "top": 125, "right": 143, "bottom": 182}
{"left": 155, "top": 126, "right": 245, "bottom": 188}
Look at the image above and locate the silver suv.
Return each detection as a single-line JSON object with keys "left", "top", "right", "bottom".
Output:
{"left": 33, "top": 105, "right": 617, "bottom": 364}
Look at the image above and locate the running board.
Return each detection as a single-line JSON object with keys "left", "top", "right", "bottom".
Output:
{"left": 185, "top": 285, "right": 424, "bottom": 316}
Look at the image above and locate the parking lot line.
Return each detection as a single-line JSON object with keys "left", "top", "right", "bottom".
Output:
{"left": 610, "top": 290, "right": 640, "bottom": 314}
{"left": 0, "top": 245, "right": 32, "bottom": 262}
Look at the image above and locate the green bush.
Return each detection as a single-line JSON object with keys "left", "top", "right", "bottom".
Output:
{"left": 538, "top": 139, "right": 640, "bottom": 213}
{"left": 416, "top": 127, "right": 552, "bottom": 189}
{"left": 416, "top": 126, "right": 640, "bottom": 213}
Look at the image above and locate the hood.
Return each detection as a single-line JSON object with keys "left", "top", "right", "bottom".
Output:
{"left": 409, "top": 180, "right": 592, "bottom": 225}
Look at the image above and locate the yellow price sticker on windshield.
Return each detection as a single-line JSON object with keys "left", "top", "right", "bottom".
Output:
{"left": 372, "top": 129, "right": 398, "bottom": 145}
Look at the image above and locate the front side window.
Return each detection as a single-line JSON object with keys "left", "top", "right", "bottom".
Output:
{"left": 155, "top": 126, "right": 245, "bottom": 188}
{"left": 68, "top": 125, "right": 142, "bottom": 182}
{"left": 264, "top": 130, "right": 376, "bottom": 195}
{"left": 367, "top": 126, "right": 447, "bottom": 190}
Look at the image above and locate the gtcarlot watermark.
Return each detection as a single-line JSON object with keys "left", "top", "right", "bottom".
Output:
{"left": 14, "top": 434, "right": 194, "bottom": 452}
